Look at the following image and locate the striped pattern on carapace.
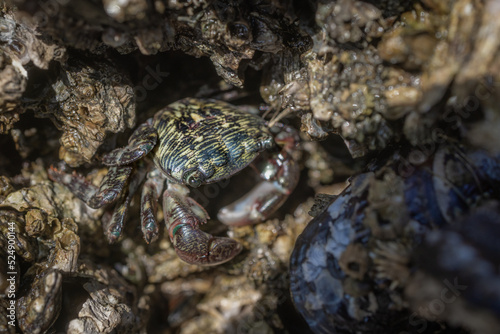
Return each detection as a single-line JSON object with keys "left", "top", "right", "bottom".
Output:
{"left": 151, "top": 98, "right": 275, "bottom": 185}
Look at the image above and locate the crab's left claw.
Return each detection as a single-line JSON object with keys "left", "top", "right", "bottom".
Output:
{"left": 171, "top": 225, "right": 242, "bottom": 266}
{"left": 163, "top": 184, "right": 242, "bottom": 266}
{"left": 217, "top": 125, "right": 300, "bottom": 226}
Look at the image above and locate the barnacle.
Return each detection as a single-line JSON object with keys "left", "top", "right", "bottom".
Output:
{"left": 0, "top": 9, "right": 66, "bottom": 133}
{"left": 9, "top": 0, "right": 310, "bottom": 87}
{"left": 0, "top": 46, "right": 26, "bottom": 134}
{"left": 33, "top": 56, "right": 136, "bottom": 166}
{"left": 260, "top": 0, "right": 500, "bottom": 159}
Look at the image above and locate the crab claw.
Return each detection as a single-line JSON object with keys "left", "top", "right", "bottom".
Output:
{"left": 217, "top": 180, "right": 289, "bottom": 226}
{"left": 170, "top": 225, "right": 241, "bottom": 265}
{"left": 163, "top": 184, "right": 242, "bottom": 266}
{"left": 218, "top": 125, "right": 300, "bottom": 226}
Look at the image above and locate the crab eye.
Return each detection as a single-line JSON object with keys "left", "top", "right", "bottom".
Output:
{"left": 184, "top": 170, "right": 202, "bottom": 188}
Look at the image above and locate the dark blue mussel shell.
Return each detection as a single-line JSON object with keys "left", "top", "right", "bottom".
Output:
{"left": 290, "top": 144, "right": 500, "bottom": 334}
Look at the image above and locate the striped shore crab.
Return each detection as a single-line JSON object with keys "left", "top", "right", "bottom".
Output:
{"left": 49, "top": 98, "right": 299, "bottom": 265}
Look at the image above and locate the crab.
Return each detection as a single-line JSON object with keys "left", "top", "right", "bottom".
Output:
{"left": 49, "top": 98, "right": 300, "bottom": 265}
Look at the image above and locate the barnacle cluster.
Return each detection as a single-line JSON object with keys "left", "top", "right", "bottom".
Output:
{"left": 0, "top": 0, "right": 499, "bottom": 333}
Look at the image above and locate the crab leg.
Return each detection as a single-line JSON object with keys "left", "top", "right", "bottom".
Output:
{"left": 103, "top": 166, "right": 147, "bottom": 243}
{"left": 48, "top": 165, "right": 133, "bottom": 209}
{"left": 102, "top": 119, "right": 157, "bottom": 166}
{"left": 103, "top": 190, "right": 132, "bottom": 243}
{"left": 140, "top": 169, "right": 165, "bottom": 243}
{"left": 163, "top": 183, "right": 242, "bottom": 266}
{"left": 217, "top": 125, "right": 300, "bottom": 226}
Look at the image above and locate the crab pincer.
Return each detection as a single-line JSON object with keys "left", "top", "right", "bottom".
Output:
{"left": 163, "top": 183, "right": 242, "bottom": 265}
{"left": 217, "top": 124, "right": 300, "bottom": 226}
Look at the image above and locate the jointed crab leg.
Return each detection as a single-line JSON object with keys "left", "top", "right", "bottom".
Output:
{"left": 48, "top": 165, "right": 133, "bottom": 209}
{"left": 217, "top": 124, "right": 300, "bottom": 226}
{"left": 140, "top": 169, "right": 165, "bottom": 243}
{"left": 163, "top": 183, "right": 242, "bottom": 265}
{"left": 102, "top": 119, "right": 157, "bottom": 166}
{"left": 103, "top": 165, "right": 147, "bottom": 243}
{"left": 103, "top": 190, "right": 132, "bottom": 243}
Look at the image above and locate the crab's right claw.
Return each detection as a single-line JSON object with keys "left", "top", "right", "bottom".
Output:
{"left": 163, "top": 184, "right": 242, "bottom": 266}
{"left": 217, "top": 124, "right": 301, "bottom": 226}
